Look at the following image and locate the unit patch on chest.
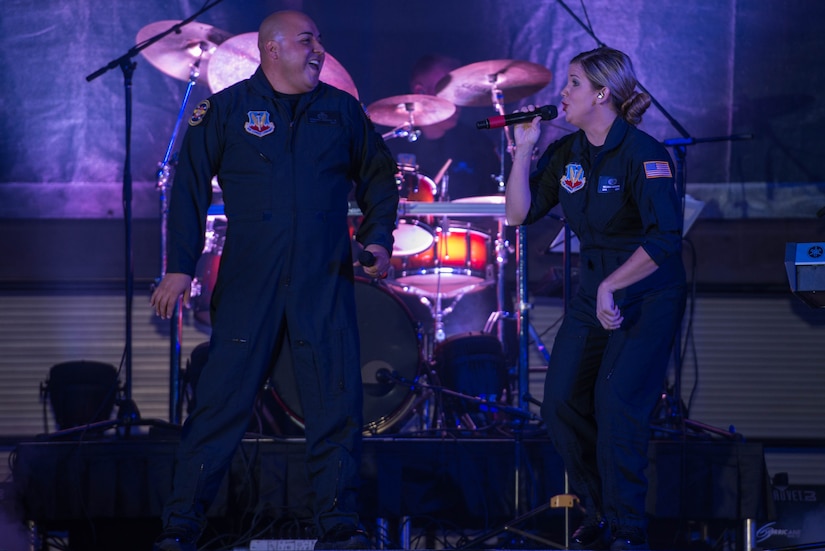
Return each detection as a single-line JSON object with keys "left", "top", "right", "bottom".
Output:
{"left": 561, "top": 163, "right": 586, "bottom": 193}
{"left": 245, "top": 111, "right": 275, "bottom": 137}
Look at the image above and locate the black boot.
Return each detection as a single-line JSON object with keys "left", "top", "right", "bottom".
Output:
{"left": 152, "top": 526, "right": 198, "bottom": 551}
{"left": 610, "top": 526, "right": 649, "bottom": 551}
{"left": 314, "top": 524, "right": 371, "bottom": 550}
{"left": 571, "top": 518, "right": 608, "bottom": 550}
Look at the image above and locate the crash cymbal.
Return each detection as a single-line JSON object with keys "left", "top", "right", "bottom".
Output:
{"left": 366, "top": 94, "right": 456, "bottom": 127}
{"left": 435, "top": 59, "right": 552, "bottom": 107}
{"left": 136, "top": 20, "right": 232, "bottom": 84}
{"left": 205, "top": 33, "right": 257, "bottom": 93}
{"left": 207, "top": 32, "right": 359, "bottom": 99}
{"left": 319, "top": 54, "right": 360, "bottom": 100}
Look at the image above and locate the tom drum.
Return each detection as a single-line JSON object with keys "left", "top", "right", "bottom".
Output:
{"left": 390, "top": 222, "right": 492, "bottom": 297}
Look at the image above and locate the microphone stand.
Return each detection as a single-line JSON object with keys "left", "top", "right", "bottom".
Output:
{"left": 85, "top": 0, "right": 227, "bottom": 429}
{"left": 660, "top": 133, "right": 752, "bottom": 432}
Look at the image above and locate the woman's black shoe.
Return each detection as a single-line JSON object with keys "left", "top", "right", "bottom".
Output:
{"left": 609, "top": 527, "right": 649, "bottom": 551}
{"left": 571, "top": 519, "right": 608, "bottom": 550}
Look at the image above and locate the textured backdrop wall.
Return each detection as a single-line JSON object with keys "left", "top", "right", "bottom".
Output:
{"left": 2, "top": 1, "right": 823, "bottom": 201}
{"left": 1, "top": 0, "right": 823, "bottom": 287}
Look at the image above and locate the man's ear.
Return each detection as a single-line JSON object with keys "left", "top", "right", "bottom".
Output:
{"left": 264, "top": 40, "right": 278, "bottom": 60}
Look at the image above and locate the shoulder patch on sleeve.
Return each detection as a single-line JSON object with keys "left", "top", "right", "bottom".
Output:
{"left": 188, "top": 100, "right": 211, "bottom": 126}
{"left": 643, "top": 160, "right": 672, "bottom": 179}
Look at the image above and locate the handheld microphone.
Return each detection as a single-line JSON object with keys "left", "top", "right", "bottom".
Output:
{"left": 358, "top": 250, "right": 376, "bottom": 267}
{"left": 476, "top": 105, "right": 558, "bottom": 130}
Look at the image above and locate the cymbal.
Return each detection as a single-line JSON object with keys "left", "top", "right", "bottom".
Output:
{"left": 206, "top": 32, "right": 359, "bottom": 99}
{"left": 435, "top": 59, "right": 552, "bottom": 107}
{"left": 136, "top": 20, "right": 232, "bottom": 84}
{"left": 366, "top": 94, "right": 456, "bottom": 127}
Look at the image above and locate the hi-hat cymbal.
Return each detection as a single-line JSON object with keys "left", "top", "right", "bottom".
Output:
{"left": 136, "top": 20, "right": 232, "bottom": 84}
{"left": 206, "top": 32, "right": 359, "bottom": 99}
{"left": 366, "top": 94, "right": 456, "bottom": 127}
{"left": 435, "top": 59, "right": 552, "bottom": 107}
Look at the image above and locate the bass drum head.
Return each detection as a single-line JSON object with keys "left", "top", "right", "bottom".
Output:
{"left": 270, "top": 278, "right": 422, "bottom": 434}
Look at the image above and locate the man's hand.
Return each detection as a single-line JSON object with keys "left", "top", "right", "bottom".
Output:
{"left": 150, "top": 273, "right": 193, "bottom": 319}
{"left": 357, "top": 244, "right": 391, "bottom": 279}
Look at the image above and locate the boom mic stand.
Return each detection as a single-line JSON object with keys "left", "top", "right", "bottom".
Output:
{"left": 84, "top": 0, "right": 227, "bottom": 431}
{"left": 660, "top": 133, "right": 752, "bottom": 433}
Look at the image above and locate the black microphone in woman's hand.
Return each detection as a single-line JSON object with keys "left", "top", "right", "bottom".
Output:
{"left": 358, "top": 250, "right": 376, "bottom": 267}
{"left": 476, "top": 105, "right": 558, "bottom": 129}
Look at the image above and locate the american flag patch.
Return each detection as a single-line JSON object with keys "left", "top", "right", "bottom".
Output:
{"left": 644, "top": 161, "right": 672, "bottom": 179}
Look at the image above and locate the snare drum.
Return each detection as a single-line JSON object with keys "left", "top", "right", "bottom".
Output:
{"left": 394, "top": 166, "right": 438, "bottom": 257}
{"left": 390, "top": 222, "right": 492, "bottom": 297}
{"left": 393, "top": 218, "right": 434, "bottom": 257}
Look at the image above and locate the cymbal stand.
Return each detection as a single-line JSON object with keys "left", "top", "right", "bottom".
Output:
{"left": 381, "top": 123, "right": 420, "bottom": 143}
{"left": 380, "top": 103, "right": 422, "bottom": 143}
{"left": 455, "top": 85, "right": 560, "bottom": 548}
{"left": 157, "top": 59, "right": 206, "bottom": 425}
{"left": 489, "top": 81, "right": 514, "bottom": 193}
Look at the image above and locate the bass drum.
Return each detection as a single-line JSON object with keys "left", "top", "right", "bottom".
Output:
{"left": 270, "top": 278, "right": 422, "bottom": 435}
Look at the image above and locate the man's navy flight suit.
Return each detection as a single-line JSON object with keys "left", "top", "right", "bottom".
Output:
{"left": 163, "top": 67, "right": 399, "bottom": 535}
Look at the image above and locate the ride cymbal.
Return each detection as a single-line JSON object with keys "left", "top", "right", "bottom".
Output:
{"left": 136, "top": 20, "right": 232, "bottom": 84}
{"left": 435, "top": 59, "right": 552, "bottom": 107}
{"left": 206, "top": 32, "right": 359, "bottom": 99}
{"left": 366, "top": 94, "right": 456, "bottom": 127}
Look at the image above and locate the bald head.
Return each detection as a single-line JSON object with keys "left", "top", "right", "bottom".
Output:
{"left": 257, "top": 10, "right": 325, "bottom": 94}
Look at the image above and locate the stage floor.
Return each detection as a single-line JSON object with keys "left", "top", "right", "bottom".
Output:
{"left": 9, "top": 434, "right": 774, "bottom": 550}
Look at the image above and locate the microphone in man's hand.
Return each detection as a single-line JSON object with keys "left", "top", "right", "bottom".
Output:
{"left": 358, "top": 250, "right": 376, "bottom": 267}
{"left": 476, "top": 105, "right": 558, "bottom": 129}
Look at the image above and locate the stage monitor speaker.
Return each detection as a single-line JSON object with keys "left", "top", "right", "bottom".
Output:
{"left": 785, "top": 242, "right": 825, "bottom": 308}
{"left": 42, "top": 360, "right": 119, "bottom": 430}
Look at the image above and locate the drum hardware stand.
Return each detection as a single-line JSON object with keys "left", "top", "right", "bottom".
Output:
{"left": 454, "top": 221, "right": 567, "bottom": 550}
{"left": 419, "top": 287, "right": 470, "bottom": 344}
{"left": 381, "top": 123, "right": 421, "bottom": 143}
{"left": 84, "top": 0, "right": 226, "bottom": 432}
{"left": 490, "top": 85, "right": 514, "bottom": 193}
{"left": 378, "top": 369, "right": 537, "bottom": 432}
{"left": 380, "top": 102, "right": 424, "bottom": 143}
{"left": 156, "top": 59, "right": 210, "bottom": 425}
{"left": 469, "top": 83, "right": 551, "bottom": 540}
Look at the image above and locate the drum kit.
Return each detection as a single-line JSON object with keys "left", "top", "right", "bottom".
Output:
{"left": 139, "top": 19, "right": 552, "bottom": 434}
